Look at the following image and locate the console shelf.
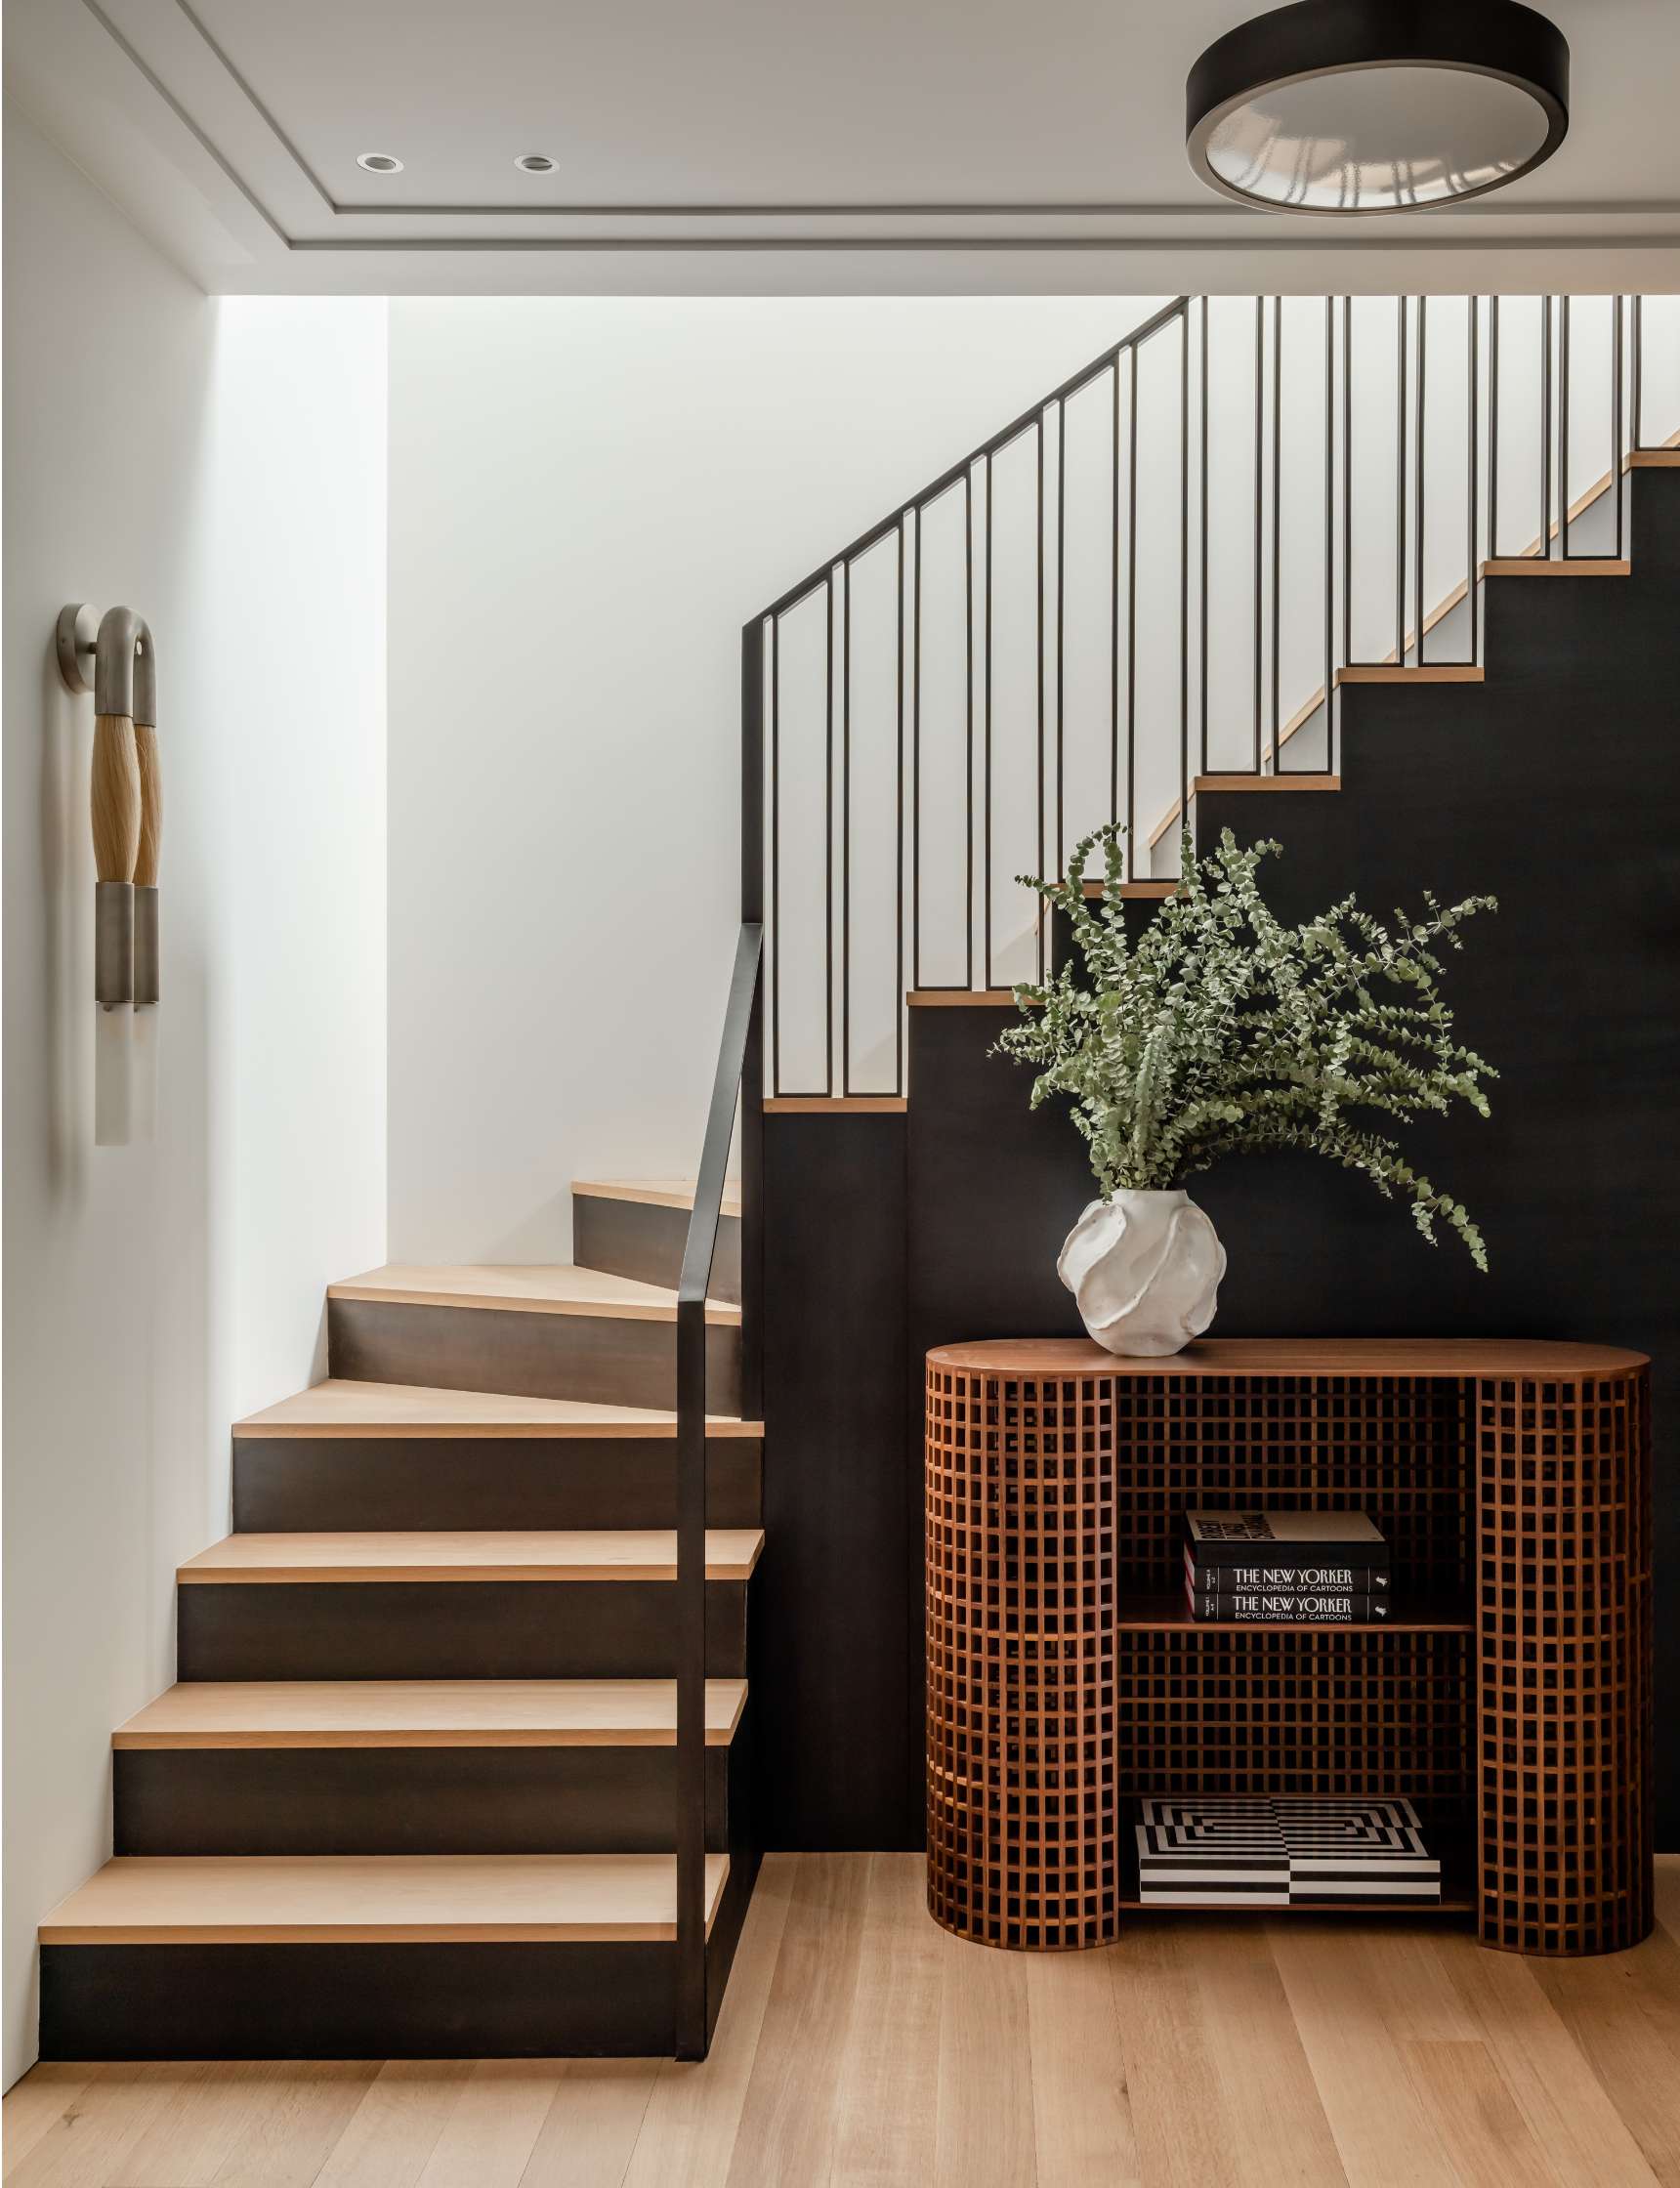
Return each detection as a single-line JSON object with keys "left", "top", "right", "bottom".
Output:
{"left": 924, "top": 1336, "right": 1651, "bottom": 1960}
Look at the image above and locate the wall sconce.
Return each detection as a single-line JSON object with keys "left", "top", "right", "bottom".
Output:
{"left": 58, "top": 603, "right": 160, "bottom": 1146}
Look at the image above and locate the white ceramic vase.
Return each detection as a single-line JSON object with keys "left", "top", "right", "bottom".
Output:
{"left": 1058, "top": 1188, "right": 1225, "bottom": 1357}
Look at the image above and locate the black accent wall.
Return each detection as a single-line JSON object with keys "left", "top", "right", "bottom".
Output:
{"left": 759, "top": 1113, "right": 909, "bottom": 1847}
{"left": 759, "top": 468, "right": 1680, "bottom": 1852}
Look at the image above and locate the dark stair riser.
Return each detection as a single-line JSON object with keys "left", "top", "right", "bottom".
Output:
{"left": 39, "top": 1877, "right": 758, "bottom": 2063}
{"left": 233, "top": 1435, "right": 762, "bottom": 1532}
{"left": 327, "top": 1298, "right": 741, "bottom": 1414}
{"left": 115, "top": 1714, "right": 751, "bottom": 1857}
{"left": 177, "top": 1579, "right": 750, "bottom": 1682}
{"left": 574, "top": 1198, "right": 741, "bottom": 1305}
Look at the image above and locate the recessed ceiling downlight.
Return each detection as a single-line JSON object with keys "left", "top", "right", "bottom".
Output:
{"left": 356, "top": 151, "right": 403, "bottom": 175}
{"left": 515, "top": 153, "right": 556, "bottom": 174}
{"left": 1186, "top": 0, "right": 1569, "bottom": 213}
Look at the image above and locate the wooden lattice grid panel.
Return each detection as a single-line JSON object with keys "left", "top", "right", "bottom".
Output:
{"left": 1477, "top": 1369, "right": 1653, "bottom": 1955}
{"left": 926, "top": 1366, "right": 1119, "bottom": 1948}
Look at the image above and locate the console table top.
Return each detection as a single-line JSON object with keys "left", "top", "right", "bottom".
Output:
{"left": 926, "top": 1336, "right": 1649, "bottom": 1377}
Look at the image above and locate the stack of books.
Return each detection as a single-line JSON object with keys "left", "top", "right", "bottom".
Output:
{"left": 1184, "top": 1508, "right": 1391, "bottom": 1622}
{"left": 1135, "top": 1795, "right": 1442, "bottom": 1906}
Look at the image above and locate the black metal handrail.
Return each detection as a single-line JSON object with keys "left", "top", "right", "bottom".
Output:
{"left": 673, "top": 919, "right": 761, "bottom": 2059}
{"left": 673, "top": 623, "right": 766, "bottom": 2060}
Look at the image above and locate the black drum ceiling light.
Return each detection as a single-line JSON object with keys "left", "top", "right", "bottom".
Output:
{"left": 1185, "top": 0, "right": 1570, "bottom": 213}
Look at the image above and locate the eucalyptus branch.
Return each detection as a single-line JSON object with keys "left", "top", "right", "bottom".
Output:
{"left": 993, "top": 823, "right": 1497, "bottom": 1267}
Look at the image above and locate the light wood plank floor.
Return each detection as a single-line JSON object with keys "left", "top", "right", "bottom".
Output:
{"left": 8, "top": 1853, "right": 1680, "bottom": 2188}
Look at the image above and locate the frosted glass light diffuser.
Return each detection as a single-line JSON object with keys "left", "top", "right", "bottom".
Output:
{"left": 1186, "top": 0, "right": 1569, "bottom": 214}
{"left": 95, "top": 1006, "right": 133, "bottom": 1147}
{"left": 132, "top": 1005, "right": 159, "bottom": 1145}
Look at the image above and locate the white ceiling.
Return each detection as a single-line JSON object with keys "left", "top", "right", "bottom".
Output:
{"left": 8, "top": 0, "right": 1680, "bottom": 294}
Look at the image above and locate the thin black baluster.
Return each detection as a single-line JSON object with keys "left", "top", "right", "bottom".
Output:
{"left": 1323, "top": 295, "right": 1333, "bottom": 770}
{"left": 1396, "top": 296, "right": 1407, "bottom": 665}
{"left": 1633, "top": 294, "right": 1645, "bottom": 450}
{"left": 1112, "top": 358, "right": 1121, "bottom": 824}
{"left": 1180, "top": 307, "right": 1190, "bottom": 849}
{"left": 911, "top": 504, "right": 922, "bottom": 991}
{"left": 1468, "top": 298, "right": 1480, "bottom": 666}
{"left": 1253, "top": 295, "right": 1263, "bottom": 771}
{"left": 1490, "top": 297, "right": 1500, "bottom": 560}
{"left": 1056, "top": 395, "right": 1067, "bottom": 882}
{"left": 984, "top": 452, "right": 993, "bottom": 991}
{"left": 841, "top": 559, "right": 851, "bottom": 1094}
{"left": 964, "top": 469, "right": 975, "bottom": 991}
{"left": 892, "top": 514, "right": 905, "bottom": 1094}
{"left": 1036, "top": 414, "right": 1046, "bottom": 979}
{"left": 771, "top": 612, "right": 781, "bottom": 1095}
{"left": 1561, "top": 296, "right": 1572, "bottom": 559}
{"left": 1271, "top": 296, "right": 1282, "bottom": 763}
{"left": 1342, "top": 297, "right": 1353, "bottom": 668}
{"left": 1415, "top": 296, "right": 1427, "bottom": 666}
{"left": 824, "top": 572, "right": 835, "bottom": 1096}
{"left": 1540, "top": 295, "right": 1553, "bottom": 561}
{"left": 1199, "top": 299, "right": 1210, "bottom": 776}
{"left": 1127, "top": 355, "right": 1139, "bottom": 853}
{"left": 1614, "top": 295, "right": 1625, "bottom": 561}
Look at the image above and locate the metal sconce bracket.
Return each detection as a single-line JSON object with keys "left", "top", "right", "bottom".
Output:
{"left": 57, "top": 602, "right": 100, "bottom": 694}
{"left": 59, "top": 602, "right": 154, "bottom": 723}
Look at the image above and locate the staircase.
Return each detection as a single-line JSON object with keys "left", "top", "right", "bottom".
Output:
{"left": 37, "top": 292, "right": 1680, "bottom": 2060}
{"left": 38, "top": 1178, "right": 763, "bottom": 2061}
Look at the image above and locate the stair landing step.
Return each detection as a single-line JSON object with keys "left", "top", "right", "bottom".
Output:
{"left": 41, "top": 1853, "right": 729, "bottom": 1945}
{"left": 328, "top": 1265, "right": 739, "bottom": 1326}
{"left": 234, "top": 1379, "right": 763, "bottom": 1441}
{"left": 572, "top": 1177, "right": 741, "bottom": 1218}
{"left": 114, "top": 1679, "right": 748, "bottom": 1749}
{"left": 178, "top": 1531, "right": 766, "bottom": 1585}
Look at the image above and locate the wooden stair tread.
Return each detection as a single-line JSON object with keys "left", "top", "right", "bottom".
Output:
{"left": 1334, "top": 666, "right": 1483, "bottom": 685}
{"left": 762, "top": 1096, "right": 908, "bottom": 1113}
{"left": 41, "top": 1853, "right": 729, "bottom": 1945}
{"left": 572, "top": 1177, "right": 742, "bottom": 1218}
{"left": 1195, "top": 772, "right": 1343, "bottom": 790}
{"left": 178, "top": 1530, "right": 766, "bottom": 1584}
{"left": 234, "top": 1378, "right": 763, "bottom": 1440}
{"left": 114, "top": 1679, "right": 747, "bottom": 1748}
{"left": 328, "top": 1264, "right": 740, "bottom": 1326}
{"left": 1081, "top": 878, "right": 1181, "bottom": 900}
{"left": 1482, "top": 556, "right": 1630, "bottom": 576}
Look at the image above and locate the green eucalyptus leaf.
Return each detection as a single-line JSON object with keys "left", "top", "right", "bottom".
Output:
{"left": 989, "top": 820, "right": 1496, "bottom": 1264}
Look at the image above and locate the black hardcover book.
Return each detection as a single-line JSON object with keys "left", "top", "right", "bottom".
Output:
{"left": 1186, "top": 1582, "right": 1390, "bottom": 1622}
{"left": 1185, "top": 1547, "right": 1390, "bottom": 1596}
{"left": 1184, "top": 1508, "right": 1390, "bottom": 1572}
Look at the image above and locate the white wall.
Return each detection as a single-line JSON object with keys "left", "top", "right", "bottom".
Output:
{"left": 386, "top": 297, "right": 1166, "bottom": 1260}
{"left": 1, "top": 109, "right": 387, "bottom": 2085}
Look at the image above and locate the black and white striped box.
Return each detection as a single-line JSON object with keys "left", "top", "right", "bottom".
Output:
{"left": 1136, "top": 1796, "right": 1442, "bottom": 1906}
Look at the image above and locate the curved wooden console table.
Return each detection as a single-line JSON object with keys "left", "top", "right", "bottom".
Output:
{"left": 924, "top": 1337, "right": 1651, "bottom": 1957}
